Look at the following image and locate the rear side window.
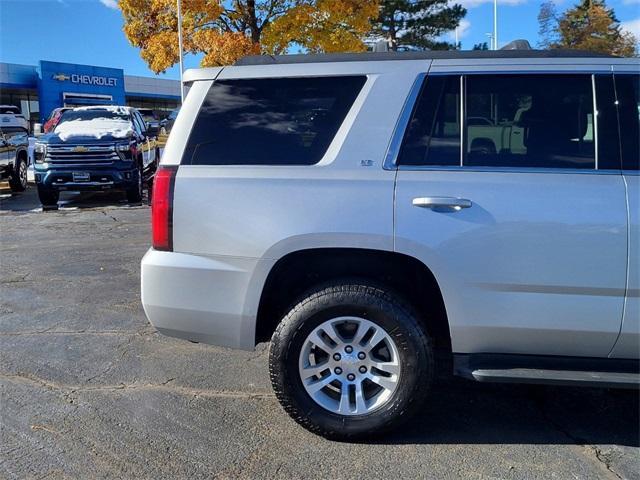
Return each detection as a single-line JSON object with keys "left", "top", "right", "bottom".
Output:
{"left": 398, "top": 75, "right": 460, "bottom": 166}
{"left": 184, "top": 76, "right": 366, "bottom": 166}
{"left": 398, "top": 73, "right": 608, "bottom": 170}
{"left": 615, "top": 74, "right": 640, "bottom": 171}
{"left": 465, "top": 74, "right": 594, "bottom": 169}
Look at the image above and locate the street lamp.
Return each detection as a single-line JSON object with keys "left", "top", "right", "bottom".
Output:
{"left": 493, "top": 0, "right": 498, "bottom": 50}
{"left": 177, "top": 0, "right": 185, "bottom": 103}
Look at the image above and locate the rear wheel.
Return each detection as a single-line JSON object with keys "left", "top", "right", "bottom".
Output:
{"left": 37, "top": 186, "right": 59, "bottom": 209}
{"left": 269, "top": 283, "right": 433, "bottom": 440}
{"left": 9, "top": 156, "right": 27, "bottom": 192}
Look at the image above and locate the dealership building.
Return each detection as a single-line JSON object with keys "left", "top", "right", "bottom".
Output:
{"left": 0, "top": 60, "right": 181, "bottom": 129}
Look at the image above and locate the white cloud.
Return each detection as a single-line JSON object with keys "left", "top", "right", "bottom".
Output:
{"left": 621, "top": 17, "right": 640, "bottom": 37}
{"left": 99, "top": 0, "right": 119, "bottom": 9}
{"left": 622, "top": 0, "right": 640, "bottom": 5}
{"left": 448, "top": 19, "right": 472, "bottom": 40}
{"left": 456, "top": 0, "right": 527, "bottom": 8}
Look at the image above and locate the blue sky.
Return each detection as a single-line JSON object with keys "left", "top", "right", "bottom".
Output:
{"left": 1, "top": 0, "right": 638, "bottom": 81}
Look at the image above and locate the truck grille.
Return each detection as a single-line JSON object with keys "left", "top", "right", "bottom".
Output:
{"left": 46, "top": 145, "right": 119, "bottom": 165}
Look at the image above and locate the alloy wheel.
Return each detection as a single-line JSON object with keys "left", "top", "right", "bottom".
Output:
{"left": 298, "top": 317, "right": 401, "bottom": 416}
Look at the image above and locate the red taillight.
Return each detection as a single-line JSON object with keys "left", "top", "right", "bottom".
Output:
{"left": 151, "top": 166, "right": 177, "bottom": 251}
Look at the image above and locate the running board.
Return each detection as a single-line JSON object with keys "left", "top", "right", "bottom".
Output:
{"left": 454, "top": 354, "right": 640, "bottom": 389}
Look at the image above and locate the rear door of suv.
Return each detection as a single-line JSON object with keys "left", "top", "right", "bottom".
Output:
{"left": 393, "top": 60, "right": 627, "bottom": 358}
{"left": 610, "top": 68, "right": 639, "bottom": 359}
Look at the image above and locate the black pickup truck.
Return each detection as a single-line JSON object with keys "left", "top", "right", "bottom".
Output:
{"left": 0, "top": 126, "right": 29, "bottom": 192}
{"left": 33, "top": 106, "right": 159, "bottom": 208}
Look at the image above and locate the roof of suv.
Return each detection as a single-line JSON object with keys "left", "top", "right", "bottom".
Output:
{"left": 234, "top": 49, "right": 615, "bottom": 66}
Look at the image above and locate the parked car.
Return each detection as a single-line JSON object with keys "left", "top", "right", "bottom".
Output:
{"left": 137, "top": 108, "right": 160, "bottom": 136}
{"left": 159, "top": 108, "right": 179, "bottom": 135}
{"left": 33, "top": 106, "right": 159, "bottom": 208}
{"left": 43, "top": 107, "right": 72, "bottom": 134}
{"left": 0, "top": 105, "right": 29, "bottom": 132}
{"left": 0, "top": 126, "right": 29, "bottom": 192}
{"left": 141, "top": 50, "right": 640, "bottom": 440}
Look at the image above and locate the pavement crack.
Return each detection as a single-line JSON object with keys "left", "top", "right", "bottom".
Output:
{"left": 532, "top": 391, "right": 623, "bottom": 479}
{"left": 0, "top": 329, "right": 143, "bottom": 337}
{"left": 0, "top": 272, "right": 30, "bottom": 284}
{"left": 1, "top": 372, "right": 275, "bottom": 401}
{"left": 101, "top": 210, "right": 119, "bottom": 222}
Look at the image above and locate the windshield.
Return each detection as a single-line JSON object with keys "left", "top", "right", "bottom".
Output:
{"left": 0, "top": 106, "right": 20, "bottom": 114}
{"left": 53, "top": 108, "right": 134, "bottom": 140}
{"left": 57, "top": 110, "right": 130, "bottom": 125}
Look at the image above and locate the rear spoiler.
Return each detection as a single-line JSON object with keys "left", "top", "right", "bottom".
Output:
{"left": 182, "top": 67, "right": 224, "bottom": 85}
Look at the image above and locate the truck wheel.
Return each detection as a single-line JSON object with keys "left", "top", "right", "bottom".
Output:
{"left": 126, "top": 166, "right": 143, "bottom": 204}
{"left": 37, "top": 186, "right": 59, "bottom": 209}
{"left": 269, "top": 283, "right": 433, "bottom": 440}
{"left": 9, "top": 155, "right": 28, "bottom": 192}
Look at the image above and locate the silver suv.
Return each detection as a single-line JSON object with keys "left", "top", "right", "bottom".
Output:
{"left": 141, "top": 51, "right": 639, "bottom": 439}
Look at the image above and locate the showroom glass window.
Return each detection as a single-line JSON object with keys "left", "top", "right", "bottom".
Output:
{"left": 184, "top": 76, "right": 366, "bottom": 166}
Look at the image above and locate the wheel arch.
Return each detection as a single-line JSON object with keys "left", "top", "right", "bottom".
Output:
{"left": 255, "top": 247, "right": 451, "bottom": 358}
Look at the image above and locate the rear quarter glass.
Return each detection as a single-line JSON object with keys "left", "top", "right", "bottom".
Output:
{"left": 182, "top": 76, "right": 367, "bottom": 166}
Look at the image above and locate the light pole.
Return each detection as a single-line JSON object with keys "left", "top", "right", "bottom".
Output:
{"left": 493, "top": 0, "right": 498, "bottom": 50}
{"left": 177, "top": 0, "right": 185, "bottom": 103}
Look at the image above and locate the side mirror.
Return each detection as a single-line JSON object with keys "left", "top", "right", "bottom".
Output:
{"left": 145, "top": 122, "right": 159, "bottom": 137}
{"left": 33, "top": 123, "right": 43, "bottom": 137}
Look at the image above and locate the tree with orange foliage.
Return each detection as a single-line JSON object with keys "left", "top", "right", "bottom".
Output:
{"left": 118, "top": 0, "right": 380, "bottom": 73}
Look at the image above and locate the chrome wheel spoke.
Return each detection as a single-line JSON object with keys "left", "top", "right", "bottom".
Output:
{"left": 354, "top": 381, "right": 367, "bottom": 414}
{"left": 351, "top": 321, "right": 369, "bottom": 346}
{"left": 370, "top": 360, "right": 400, "bottom": 376}
{"left": 322, "top": 322, "right": 342, "bottom": 346}
{"left": 300, "top": 363, "right": 329, "bottom": 381}
{"left": 363, "top": 328, "right": 386, "bottom": 351}
{"left": 307, "top": 331, "right": 335, "bottom": 353}
{"left": 367, "top": 373, "right": 397, "bottom": 392}
{"left": 305, "top": 374, "right": 335, "bottom": 393}
{"left": 338, "top": 383, "right": 351, "bottom": 414}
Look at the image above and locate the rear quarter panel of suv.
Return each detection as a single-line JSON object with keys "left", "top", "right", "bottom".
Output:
{"left": 144, "top": 61, "right": 428, "bottom": 349}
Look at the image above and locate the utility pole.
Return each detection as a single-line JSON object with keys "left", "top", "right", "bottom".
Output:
{"left": 493, "top": 0, "right": 498, "bottom": 50}
{"left": 177, "top": 0, "right": 185, "bottom": 103}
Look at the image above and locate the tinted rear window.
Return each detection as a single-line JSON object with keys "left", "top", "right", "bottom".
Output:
{"left": 184, "top": 76, "right": 366, "bottom": 165}
{"left": 615, "top": 74, "right": 639, "bottom": 171}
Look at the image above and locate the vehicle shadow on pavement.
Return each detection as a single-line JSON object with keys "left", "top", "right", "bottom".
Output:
{"left": 0, "top": 183, "right": 149, "bottom": 212}
{"left": 376, "top": 381, "right": 639, "bottom": 447}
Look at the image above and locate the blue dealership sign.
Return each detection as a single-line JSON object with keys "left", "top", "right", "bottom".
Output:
{"left": 38, "top": 61, "right": 126, "bottom": 122}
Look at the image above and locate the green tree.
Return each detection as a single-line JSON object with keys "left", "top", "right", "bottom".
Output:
{"left": 538, "top": 0, "right": 637, "bottom": 56}
{"left": 371, "top": 0, "right": 466, "bottom": 51}
{"left": 537, "top": 1, "right": 559, "bottom": 49}
{"left": 472, "top": 42, "right": 489, "bottom": 50}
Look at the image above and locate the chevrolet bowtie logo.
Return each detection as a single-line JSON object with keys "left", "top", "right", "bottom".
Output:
{"left": 73, "top": 146, "right": 88, "bottom": 153}
{"left": 52, "top": 73, "right": 70, "bottom": 81}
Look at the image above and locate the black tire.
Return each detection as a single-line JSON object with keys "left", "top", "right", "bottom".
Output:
{"left": 9, "top": 155, "right": 28, "bottom": 192}
{"left": 37, "top": 186, "right": 59, "bottom": 209}
{"left": 126, "top": 165, "right": 143, "bottom": 204}
{"left": 269, "top": 283, "right": 433, "bottom": 440}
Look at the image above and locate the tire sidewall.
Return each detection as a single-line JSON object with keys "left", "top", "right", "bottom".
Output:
{"left": 270, "top": 285, "right": 431, "bottom": 438}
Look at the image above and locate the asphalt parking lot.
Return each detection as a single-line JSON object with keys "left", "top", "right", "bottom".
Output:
{"left": 1, "top": 186, "right": 639, "bottom": 480}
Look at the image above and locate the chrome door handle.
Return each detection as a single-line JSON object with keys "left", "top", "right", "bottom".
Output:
{"left": 412, "top": 196, "right": 472, "bottom": 211}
